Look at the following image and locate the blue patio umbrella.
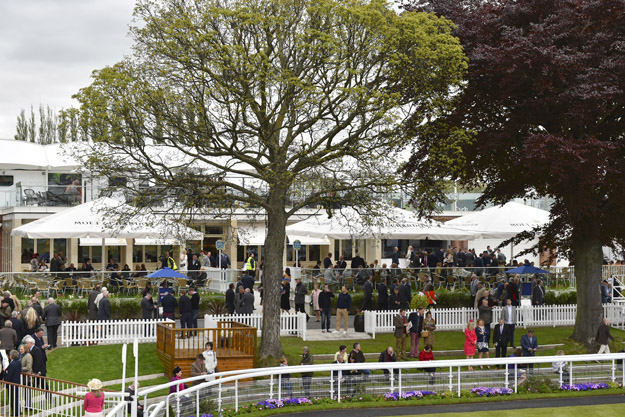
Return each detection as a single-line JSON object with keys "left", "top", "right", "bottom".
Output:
{"left": 505, "top": 264, "right": 551, "bottom": 274}
{"left": 147, "top": 267, "right": 188, "bottom": 278}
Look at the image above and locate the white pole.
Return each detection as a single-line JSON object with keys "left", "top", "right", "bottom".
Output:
{"left": 132, "top": 338, "right": 139, "bottom": 417}
{"left": 219, "top": 249, "right": 223, "bottom": 282}
{"left": 121, "top": 343, "right": 127, "bottom": 392}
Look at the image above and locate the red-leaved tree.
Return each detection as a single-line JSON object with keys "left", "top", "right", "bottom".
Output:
{"left": 400, "top": 0, "right": 625, "bottom": 347}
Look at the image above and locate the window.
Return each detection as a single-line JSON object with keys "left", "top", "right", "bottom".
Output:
{"left": 92, "top": 246, "right": 102, "bottom": 263}
{"left": 205, "top": 226, "right": 224, "bottom": 235}
{"left": 37, "top": 239, "right": 50, "bottom": 262}
{"left": 0, "top": 175, "right": 14, "bottom": 186}
{"left": 53, "top": 239, "right": 67, "bottom": 256}
{"left": 341, "top": 239, "right": 353, "bottom": 260}
{"left": 107, "top": 246, "right": 121, "bottom": 263}
{"left": 144, "top": 245, "right": 158, "bottom": 262}
{"left": 309, "top": 245, "right": 321, "bottom": 262}
{"left": 21, "top": 238, "right": 34, "bottom": 263}
{"left": 133, "top": 245, "right": 143, "bottom": 263}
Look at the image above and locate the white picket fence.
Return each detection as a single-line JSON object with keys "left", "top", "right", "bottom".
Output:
{"left": 204, "top": 312, "right": 308, "bottom": 340}
{"left": 60, "top": 318, "right": 172, "bottom": 347}
{"left": 364, "top": 304, "right": 625, "bottom": 338}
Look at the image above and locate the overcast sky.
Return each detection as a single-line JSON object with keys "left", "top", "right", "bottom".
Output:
{"left": 0, "top": 0, "right": 135, "bottom": 140}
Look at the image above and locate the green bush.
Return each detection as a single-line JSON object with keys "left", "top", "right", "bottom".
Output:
{"left": 56, "top": 293, "right": 224, "bottom": 321}
{"left": 410, "top": 293, "right": 428, "bottom": 310}
{"left": 545, "top": 291, "right": 577, "bottom": 305}
{"left": 433, "top": 288, "right": 472, "bottom": 308}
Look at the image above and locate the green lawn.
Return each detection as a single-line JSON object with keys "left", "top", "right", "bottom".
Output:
{"left": 393, "top": 404, "right": 620, "bottom": 417}
{"left": 45, "top": 325, "right": 625, "bottom": 384}
{"left": 47, "top": 343, "right": 163, "bottom": 384}
{"left": 278, "top": 326, "right": 625, "bottom": 363}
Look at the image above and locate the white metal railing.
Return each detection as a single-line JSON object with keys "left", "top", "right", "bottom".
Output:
{"left": 60, "top": 318, "right": 172, "bottom": 347}
{"left": 138, "top": 352, "right": 625, "bottom": 416}
{"left": 204, "top": 312, "right": 307, "bottom": 340}
{"left": 0, "top": 373, "right": 120, "bottom": 417}
{"left": 364, "top": 304, "right": 625, "bottom": 338}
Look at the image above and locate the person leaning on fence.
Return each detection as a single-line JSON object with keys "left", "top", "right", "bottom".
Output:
{"left": 126, "top": 382, "right": 144, "bottom": 417}
{"left": 552, "top": 350, "right": 570, "bottom": 384}
{"left": 300, "top": 346, "right": 314, "bottom": 398}
{"left": 520, "top": 329, "right": 538, "bottom": 372}
{"left": 84, "top": 378, "right": 105, "bottom": 417}
{"left": 279, "top": 357, "right": 293, "bottom": 398}
{"left": 378, "top": 346, "right": 398, "bottom": 381}
{"left": 419, "top": 344, "right": 436, "bottom": 384}
{"left": 170, "top": 367, "right": 187, "bottom": 394}
{"left": 191, "top": 353, "right": 208, "bottom": 381}
{"left": 596, "top": 318, "right": 615, "bottom": 354}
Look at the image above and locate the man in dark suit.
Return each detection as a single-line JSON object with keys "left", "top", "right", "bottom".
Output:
{"left": 4, "top": 350, "right": 21, "bottom": 416}
{"left": 492, "top": 318, "right": 509, "bottom": 366}
{"left": 351, "top": 252, "right": 366, "bottom": 270}
{"left": 26, "top": 335, "right": 47, "bottom": 377}
{"left": 361, "top": 276, "right": 374, "bottom": 311}
{"left": 377, "top": 281, "right": 388, "bottom": 310}
{"left": 141, "top": 293, "right": 156, "bottom": 320}
{"left": 399, "top": 279, "right": 412, "bottom": 309}
{"left": 408, "top": 307, "right": 425, "bottom": 358}
{"left": 126, "top": 382, "right": 144, "bottom": 417}
{"left": 521, "top": 329, "right": 538, "bottom": 372}
{"left": 42, "top": 298, "right": 62, "bottom": 348}
{"left": 188, "top": 254, "right": 202, "bottom": 282}
{"left": 225, "top": 283, "right": 235, "bottom": 315}
{"left": 532, "top": 279, "right": 545, "bottom": 305}
{"left": 323, "top": 253, "right": 333, "bottom": 269}
{"left": 88, "top": 284, "right": 102, "bottom": 321}
{"left": 425, "top": 250, "right": 438, "bottom": 270}
{"left": 98, "top": 290, "right": 111, "bottom": 321}
{"left": 391, "top": 247, "right": 400, "bottom": 267}
{"left": 178, "top": 290, "right": 193, "bottom": 338}
{"left": 9, "top": 313, "right": 24, "bottom": 345}
{"left": 241, "top": 271, "right": 255, "bottom": 294}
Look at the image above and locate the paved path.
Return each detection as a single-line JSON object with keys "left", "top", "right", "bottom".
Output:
{"left": 277, "top": 394, "right": 625, "bottom": 416}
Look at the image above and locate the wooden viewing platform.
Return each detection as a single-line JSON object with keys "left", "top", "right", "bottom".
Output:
{"left": 156, "top": 321, "right": 257, "bottom": 379}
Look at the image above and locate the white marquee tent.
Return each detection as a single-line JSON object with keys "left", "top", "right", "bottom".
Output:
{"left": 12, "top": 197, "right": 203, "bottom": 241}
{"left": 285, "top": 207, "right": 478, "bottom": 240}
{"left": 445, "top": 201, "right": 550, "bottom": 239}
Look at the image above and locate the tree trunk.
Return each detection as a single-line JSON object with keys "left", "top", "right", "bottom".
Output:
{"left": 258, "top": 195, "right": 288, "bottom": 363}
{"left": 570, "top": 226, "right": 603, "bottom": 350}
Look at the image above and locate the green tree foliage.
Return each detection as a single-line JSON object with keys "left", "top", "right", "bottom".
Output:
{"left": 14, "top": 104, "right": 86, "bottom": 143}
{"left": 401, "top": 0, "right": 625, "bottom": 348}
{"left": 72, "top": 0, "right": 466, "bottom": 360}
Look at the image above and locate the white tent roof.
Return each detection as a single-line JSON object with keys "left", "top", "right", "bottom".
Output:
{"left": 285, "top": 207, "right": 477, "bottom": 240}
{"left": 11, "top": 197, "right": 203, "bottom": 240}
{"left": 80, "top": 238, "right": 127, "bottom": 246}
{"left": 0, "top": 140, "right": 80, "bottom": 171}
{"left": 445, "top": 202, "right": 550, "bottom": 239}
{"left": 236, "top": 225, "right": 331, "bottom": 246}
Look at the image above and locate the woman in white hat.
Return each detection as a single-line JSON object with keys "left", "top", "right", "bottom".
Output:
{"left": 84, "top": 378, "right": 105, "bottom": 417}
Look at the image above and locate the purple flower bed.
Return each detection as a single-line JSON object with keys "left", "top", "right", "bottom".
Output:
{"left": 471, "top": 387, "right": 514, "bottom": 397}
{"left": 256, "top": 397, "right": 312, "bottom": 410}
{"left": 384, "top": 390, "right": 438, "bottom": 401}
{"left": 560, "top": 383, "right": 610, "bottom": 391}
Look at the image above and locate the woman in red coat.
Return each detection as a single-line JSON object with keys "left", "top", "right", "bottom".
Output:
{"left": 464, "top": 319, "right": 477, "bottom": 371}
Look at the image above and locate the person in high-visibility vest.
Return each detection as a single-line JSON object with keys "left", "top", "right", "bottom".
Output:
{"left": 246, "top": 253, "right": 256, "bottom": 274}
{"left": 167, "top": 252, "right": 178, "bottom": 270}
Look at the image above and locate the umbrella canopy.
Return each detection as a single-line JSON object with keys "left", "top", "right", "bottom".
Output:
{"left": 146, "top": 267, "right": 188, "bottom": 278}
{"left": 285, "top": 207, "right": 477, "bottom": 240}
{"left": 505, "top": 264, "right": 551, "bottom": 274}
{"left": 11, "top": 197, "right": 203, "bottom": 241}
{"left": 445, "top": 202, "right": 550, "bottom": 239}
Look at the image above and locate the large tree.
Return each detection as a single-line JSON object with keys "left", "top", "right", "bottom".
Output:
{"left": 401, "top": 0, "right": 625, "bottom": 347}
{"left": 73, "top": 0, "right": 466, "bottom": 361}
